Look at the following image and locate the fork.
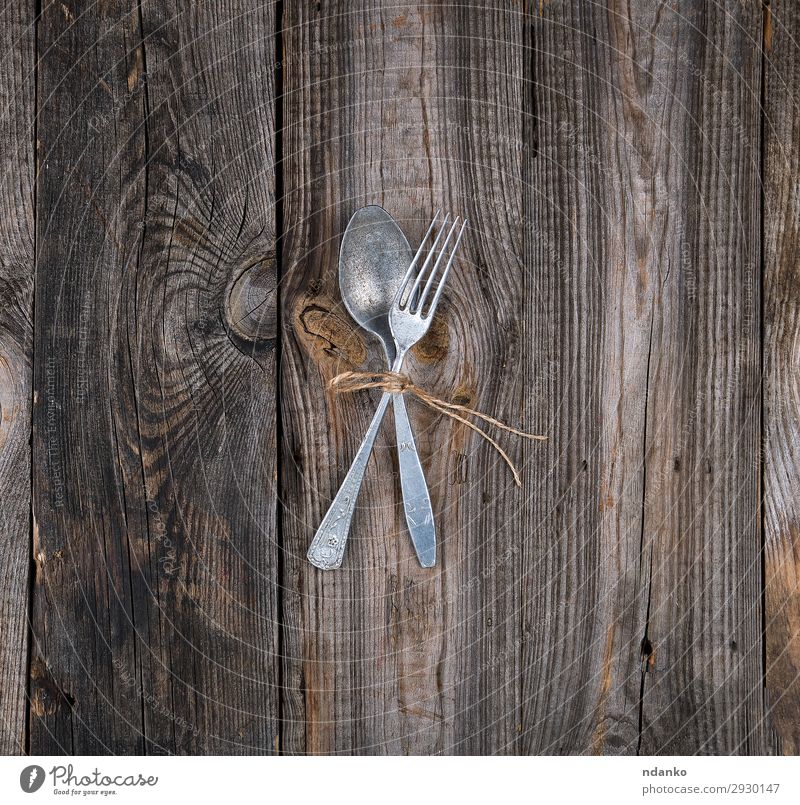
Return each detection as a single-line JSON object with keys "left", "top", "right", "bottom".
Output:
{"left": 307, "top": 212, "right": 468, "bottom": 570}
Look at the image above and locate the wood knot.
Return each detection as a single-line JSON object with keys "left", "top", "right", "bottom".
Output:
{"left": 225, "top": 258, "right": 277, "bottom": 344}
{"left": 450, "top": 383, "right": 476, "bottom": 408}
{"left": 411, "top": 314, "right": 449, "bottom": 363}
{"left": 293, "top": 296, "right": 366, "bottom": 368}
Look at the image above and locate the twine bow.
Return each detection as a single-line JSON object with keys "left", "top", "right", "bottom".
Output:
{"left": 328, "top": 371, "right": 546, "bottom": 486}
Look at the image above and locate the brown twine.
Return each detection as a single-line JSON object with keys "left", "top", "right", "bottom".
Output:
{"left": 328, "top": 371, "right": 547, "bottom": 487}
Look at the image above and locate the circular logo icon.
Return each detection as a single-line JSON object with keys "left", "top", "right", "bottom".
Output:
{"left": 20, "top": 765, "right": 45, "bottom": 793}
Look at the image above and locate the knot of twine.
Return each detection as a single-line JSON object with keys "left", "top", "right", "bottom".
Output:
{"left": 328, "top": 371, "right": 546, "bottom": 486}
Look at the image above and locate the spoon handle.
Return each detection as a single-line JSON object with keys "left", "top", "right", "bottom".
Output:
{"left": 307, "top": 392, "right": 392, "bottom": 569}
{"left": 392, "top": 394, "right": 436, "bottom": 567}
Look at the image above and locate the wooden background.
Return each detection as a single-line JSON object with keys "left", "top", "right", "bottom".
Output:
{"left": 0, "top": 0, "right": 798, "bottom": 755}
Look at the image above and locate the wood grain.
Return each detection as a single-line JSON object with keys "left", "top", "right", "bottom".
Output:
{"left": 522, "top": 0, "right": 771, "bottom": 755}
{"left": 30, "top": 0, "right": 279, "bottom": 753}
{"left": 519, "top": 0, "right": 651, "bottom": 754}
{"left": 0, "top": 0, "right": 796, "bottom": 756}
{"left": 280, "top": 0, "right": 531, "bottom": 754}
{"left": 764, "top": 0, "right": 800, "bottom": 756}
{"left": 518, "top": 0, "right": 766, "bottom": 756}
{"left": 0, "top": 0, "right": 34, "bottom": 755}
{"left": 279, "top": 0, "right": 777, "bottom": 756}
{"left": 634, "top": 1, "right": 769, "bottom": 755}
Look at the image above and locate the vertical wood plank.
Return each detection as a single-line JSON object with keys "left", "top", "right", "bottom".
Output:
{"left": 764, "top": 0, "right": 800, "bottom": 756}
{"left": 32, "top": 0, "right": 145, "bottom": 754}
{"left": 636, "top": 2, "right": 768, "bottom": 754}
{"left": 131, "top": 0, "right": 279, "bottom": 755}
{"left": 521, "top": 0, "right": 769, "bottom": 754}
{"left": 0, "top": 0, "right": 34, "bottom": 755}
{"left": 280, "top": 1, "right": 529, "bottom": 754}
{"left": 31, "top": 0, "right": 279, "bottom": 753}
{"left": 520, "top": 0, "right": 651, "bottom": 754}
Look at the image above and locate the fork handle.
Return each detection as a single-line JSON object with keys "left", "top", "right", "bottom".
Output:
{"left": 307, "top": 392, "right": 392, "bottom": 569}
{"left": 393, "top": 393, "right": 436, "bottom": 567}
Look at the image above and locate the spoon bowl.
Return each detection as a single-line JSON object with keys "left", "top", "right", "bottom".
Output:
{"left": 339, "top": 206, "right": 413, "bottom": 362}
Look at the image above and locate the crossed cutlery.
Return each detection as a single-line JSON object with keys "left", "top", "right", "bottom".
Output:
{"left": 307, "top": 211, "right": 467, "bottom": 570}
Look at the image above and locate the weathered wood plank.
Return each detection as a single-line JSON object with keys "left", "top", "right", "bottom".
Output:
{"left": 130, "top": 0, "right": 279, "bottom": 756}
{"left": 519, "top": 0, "right": 653, "bottom": 754}
{"left": 519, "top": 0, "right": 770, "bottom": 757}
{"left": 31, "top": 0, "right": 146, "bottom": 754}
{"left": 280, "top": 1, "right": 530, "bottom": 754}
{"left": 635, "top": 2, "right": 769, "bottom": 754}
{"left": 31, "top": 0, "right": 279, "bottom": 753}
{"left": 764, "top": 0, "right": 800, "bottom": 756}
{"left": 280, "top": 0, "right": 778, "bottom": 756}
{"left": 0, "top": 0, "right": 34, "bottom": 755}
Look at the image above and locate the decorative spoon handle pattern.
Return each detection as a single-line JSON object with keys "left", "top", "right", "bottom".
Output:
{"left": 307, "top": 392, "right": 392, "bottom": 569}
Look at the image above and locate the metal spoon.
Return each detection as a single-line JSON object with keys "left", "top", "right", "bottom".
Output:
{"left": 306, "top": 206, "right": 436, "bottom": 569}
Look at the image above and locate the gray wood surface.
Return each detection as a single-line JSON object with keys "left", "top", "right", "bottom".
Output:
{"left": 632, "top": 1, "right": 767, "bottom": 756}
{"left": 0, "top": 0, "right": 34, "bottom": 755}
{"left": 30, "top": 0, "right": 279, "bottom": 754}
{"left": 280, "top": 0, "right": 532, "bottom": 755}
{"left": 0, "top": 0, "right": 796, "bottom": 755}
{"left": 764, "top": 0, "right": 800, "bottom": 757}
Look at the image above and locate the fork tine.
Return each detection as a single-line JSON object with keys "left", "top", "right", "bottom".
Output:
{"left": 422, "top": 218, "right": 467, "bottom": 318}
{"left": 397, "top": 210, "right": 440, "bottom": 307}
{"left": 418, "top": 215, "right": 460, "bottom": 312}
{"left": 406, "top": 213, "right": 450, "bottom": 310}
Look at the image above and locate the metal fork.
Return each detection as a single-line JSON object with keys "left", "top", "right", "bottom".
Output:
{"left": 307, "top": 212, "right": 468, "bottom": 569}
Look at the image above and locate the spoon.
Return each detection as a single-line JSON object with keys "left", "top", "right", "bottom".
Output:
{"left": 306, "top": 206, "right": 436, "bottom": 569}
